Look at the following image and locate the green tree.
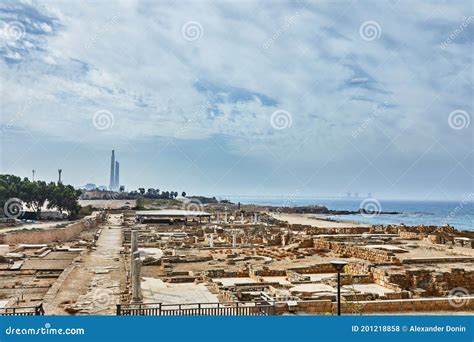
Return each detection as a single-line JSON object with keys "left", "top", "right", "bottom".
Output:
{"left": 46, "top": 183, "right": 81, "bottom": 218}
{"left": 1, "top": 174, "right": 82, "bottom": 220}
{"left": 21, "top": 180, "right": 49, "bottom": 214}
{"left": 0, "top": 174, "right": 23, "bottom": 204}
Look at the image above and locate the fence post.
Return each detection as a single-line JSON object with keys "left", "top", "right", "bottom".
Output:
{"left": 36, "top": 303, "right": 45, "bottom": 315}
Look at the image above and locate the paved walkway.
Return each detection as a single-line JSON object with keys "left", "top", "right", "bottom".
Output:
{"left": 141, "top": 278, "right": 218, "bottom": 304}
{"left": 44, "top": 214, "right": 125, "bottom": 315}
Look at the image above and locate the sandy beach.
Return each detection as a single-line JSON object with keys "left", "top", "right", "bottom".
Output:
{"left": 268, "top": 212, "right": 370, "bottom": 228}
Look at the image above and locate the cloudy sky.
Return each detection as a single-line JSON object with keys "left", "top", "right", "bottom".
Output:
{"left": 0, "top": 0, "right": 472, "bottom": 200}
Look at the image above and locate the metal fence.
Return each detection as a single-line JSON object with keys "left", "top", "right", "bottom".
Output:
{"left": 0, "top": 303, "right": 45, "bottom": 316}
{"left": 117, "top": 301, "right": 275, "bottom": 316}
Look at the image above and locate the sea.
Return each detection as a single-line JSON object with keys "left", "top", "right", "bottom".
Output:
{"left": 222, "top": 196, "right": 474, "bottom": 232}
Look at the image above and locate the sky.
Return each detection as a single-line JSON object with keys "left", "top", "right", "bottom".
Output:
{"left": 0, "top": 0, "right": 473, "bottom": 201}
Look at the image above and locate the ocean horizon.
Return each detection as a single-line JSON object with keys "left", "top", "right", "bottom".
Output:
{"left": 222, "top": 196, "right": 474, "bottom": 231}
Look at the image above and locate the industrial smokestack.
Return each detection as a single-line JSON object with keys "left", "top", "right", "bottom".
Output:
{"left": 114, "top": 161, "right": 120, "bottom": 191}
{"left": 109, "top": 150, "right": 115, "bottom": 190}
{"left": 58, "top": 169, "right": 62, "bottom": 184}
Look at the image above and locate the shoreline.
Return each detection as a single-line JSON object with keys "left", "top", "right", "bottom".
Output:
{"left": 267, "top": 212, "right": 370, "bottom": 228}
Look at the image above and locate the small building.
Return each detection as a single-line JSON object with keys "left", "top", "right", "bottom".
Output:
{"left": 135, "top": 210, "right": 211, "bottom": 224}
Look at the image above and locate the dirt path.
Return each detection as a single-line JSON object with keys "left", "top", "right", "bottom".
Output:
{"left": 44, "top": 214, "right": 125, "bottom": 315}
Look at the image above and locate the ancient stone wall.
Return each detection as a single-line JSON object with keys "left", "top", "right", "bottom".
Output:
{"left": 304, "top": 226, "right": 371, "bottom": 235}
{"left": 345, "top": 261, "right": 372, "bottom": 275}
{"left": 166, "top": 276, "right": 196, "bottom": 283}
{"left": 372, "top": 267, "right": 474, "bottom": 295}
{"left": 399, "top": 231, "right": 421, "bottom": 239}
{"left": 339, "top": 297, "right": 474, "bottom": 313}
{"left": 205, "top": 268, "right": 249, "bottom": 278}
{"left": 372, "top": 268, "right": 405, "bottom": 291}
{"left": 274, "top": 299, "right": 332, "bottom": 314}
{"left": 274, "top": 297, "right": 474, "bottom": 314}
{"left": 250, "top": 268, "right": 287, "bottom": 277}
{"left": 341, "top": 274, "right": 373, "bottom": 285}
{"left": 313, "top": 238, "right": 331, "bottom": 250}
{"left": 0, "top": 217, "right": 99, "bottom": 245}
{"left": 335, "top": 244, "right": 398, "bottom": 263}
{"left": 163, "top": 256, "right": 213, "bottom": 263}
{"left": 288, "top": 263, "right": 335, "bottom": 274}
{"left": 313, "top": 238, "right": 399, "bottom": 263}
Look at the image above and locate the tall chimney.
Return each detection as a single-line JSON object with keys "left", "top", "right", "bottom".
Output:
{"left": 58, "top": 169, "right": 62, "bottom": 184}
{"left": 114, "top": 161, "right": 120, "bottom": 191}
{"left": 109, "top": 150, "right": 115, "bottom": 190}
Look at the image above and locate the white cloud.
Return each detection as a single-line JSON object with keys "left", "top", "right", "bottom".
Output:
{"left": 0, "top": 0, "right": 472, "bottom": 197}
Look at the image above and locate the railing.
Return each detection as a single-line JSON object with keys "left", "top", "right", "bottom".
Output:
{"left": 0, "top": 303, "right": 45, "bottom": 316}
{"left": 116, "top": 301, "right": 275, "bottom": 316}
